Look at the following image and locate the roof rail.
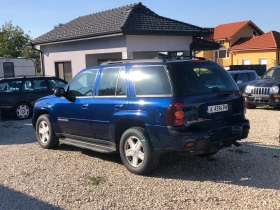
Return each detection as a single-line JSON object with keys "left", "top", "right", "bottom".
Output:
{"left": 99, "top": 59, "right": 164, "bottom": 65}
{"left": 154, "top": 55, "right": 208, "bottom": 61}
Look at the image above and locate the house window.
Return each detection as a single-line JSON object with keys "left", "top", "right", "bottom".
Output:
{"left": 253, "top": 30, "right": 257, "bottom": 37}
{"left": 214, "top": 49, "right": 229, "bottom": 62}
{"left": 242, "top": 59, "right": 251, "bottom": 65}
{"left": 3, "top": 62, "right": 14, "bottom": 77}
{"left": 55, "top": 61, "right": 72, "bottom": 82}
{"left": 259, "top": 58, "right": 268, "bottom": 65}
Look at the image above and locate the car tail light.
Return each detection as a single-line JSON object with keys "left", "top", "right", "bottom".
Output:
{"left": 166, "top": 101, "right": 185, "bottom": 126}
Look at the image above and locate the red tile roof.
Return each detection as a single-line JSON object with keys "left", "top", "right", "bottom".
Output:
{"left": 213, "top": 20, "right": 263, "bottom": 40}
{"left": 231, "top": 31, "right": 280, "bottom": 50}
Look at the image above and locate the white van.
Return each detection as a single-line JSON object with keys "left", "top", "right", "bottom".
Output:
{"left": 0, "top": 58, "right": 36, "bottom": 78}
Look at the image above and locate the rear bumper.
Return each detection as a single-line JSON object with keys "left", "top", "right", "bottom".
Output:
{"left": 147, "top": 120, "right": 250, "bottom": 155}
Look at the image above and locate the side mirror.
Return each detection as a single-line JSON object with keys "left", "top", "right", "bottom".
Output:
{"left": 237, "top": 80, "right": 243, "bottom": 84}
{"left": 54, "top": 87, "right": 65, "bottom": 97}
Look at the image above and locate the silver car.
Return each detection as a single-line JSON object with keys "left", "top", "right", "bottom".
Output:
{"left": 228, "top": 70, "right": 259, "bottom": 93}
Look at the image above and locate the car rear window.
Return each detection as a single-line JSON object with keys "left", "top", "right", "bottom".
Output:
{"left": 168, "top": 62, "right": 238, "bottom": 96}
{"left": 132, "top": 65, "right": 172, "bottom": 96}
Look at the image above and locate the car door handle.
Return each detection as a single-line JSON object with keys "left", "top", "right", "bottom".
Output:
{"left": 82, "top": 104, "right": 88, "bottom": 109}
{"left": 115, "top": 105, "right": 123, "bottom": 110}
{"left": 28, "top": 95, "right": 34, "bottom": 98}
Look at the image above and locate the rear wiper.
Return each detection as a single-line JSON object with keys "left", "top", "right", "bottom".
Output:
{"left": 216, "top": 92, "right": 231, "bottom": 98}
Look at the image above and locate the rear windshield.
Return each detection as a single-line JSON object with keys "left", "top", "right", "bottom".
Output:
{"left": 168, "top": 62, "right": 238, "bottom": 96}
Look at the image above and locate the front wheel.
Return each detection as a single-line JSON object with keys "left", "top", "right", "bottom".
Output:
{"left": 36, "top": 114, "right": 59, "bottom": 149}
{"left": 119, "top": 127, "right": 159, "bottom": 175}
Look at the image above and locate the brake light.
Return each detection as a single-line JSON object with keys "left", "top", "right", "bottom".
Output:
{"left": 166, "top": 101, "right": 185, "bottom": 126}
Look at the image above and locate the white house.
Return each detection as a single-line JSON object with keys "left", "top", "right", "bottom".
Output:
{"left": 31, "top": 2, "right": 214, "bottom": 81}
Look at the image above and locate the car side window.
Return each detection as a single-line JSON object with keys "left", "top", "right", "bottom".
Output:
{"left": 48, "top": 79, "right": 67, "bottom": 91}
{"left": 98, "top": 67, "right": 127, "bottom": 96}
{"left": 132, "top": 65, "right": 172, "bottom": 96}
{"left": 23, "top": 79, "right": 48, "bottom": 92}
{"left": 247, "top": 73, "right": 257, "bottom": 81}
{"left": 68, "top": 70, "right": 98, "bottom": 97}
{"left": 236, "top": 73, "right": 248, "bottom": 82}
{"left": 0, "top": 80, "right": 22, "bottom": 92}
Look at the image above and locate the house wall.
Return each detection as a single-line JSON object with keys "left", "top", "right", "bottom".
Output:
{"left": 231, "top": 49, "right": 277, "bottom": 69}
{"left": 126, "top": 35, "right": 192, "bottom": 52}
{"left": 196, "top": 50, "right": 214, "bottom": 61}
{"left": 230, "top": 25, "right": 257, "bottom": 46}
{"left": 40, "top": 35, "right": 193, "bottom": 78}
{"left": 40, "top": 35, "right": 127, "bottom": 77}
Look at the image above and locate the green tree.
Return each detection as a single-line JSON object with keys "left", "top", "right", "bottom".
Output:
{"left": 0, "top": 21, "right": 41, "bottom": 73}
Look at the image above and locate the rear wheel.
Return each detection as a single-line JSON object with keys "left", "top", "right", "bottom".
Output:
{"left": 119, "top": 127, "right": 159, "bottom": 175}
{"left": 36, "top": 114, "right": 59, "bottom": 149}
{"left": 14, "top": 102, "right": 32, "bottom": 120}
{"left": 245, "top": 103, "right": 257, "bottom": 109}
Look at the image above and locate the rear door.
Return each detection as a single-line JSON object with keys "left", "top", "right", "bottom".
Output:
{"left": 90, "top": 66, "right": 129, "bottom": 141}
{"left": 168, "top": 62, "right": 243, "bottom": 131}
{"left": 21, "top": 78, "right": 51, "bottom": 106}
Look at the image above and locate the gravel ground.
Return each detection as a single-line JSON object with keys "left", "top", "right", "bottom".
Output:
{"left": 0, "top": 109, "right": 280, "bottom": 210}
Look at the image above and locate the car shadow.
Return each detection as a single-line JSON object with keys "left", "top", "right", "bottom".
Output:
{"left": 148, "top": 142, "right": 280, "bottom": 190}
{"left": 0, "top": 185, "right": 61, "bottom": 210}
{"left": 57, "top": 144, "right": 122, "bottom": 164}
{"left": 57, "top": 141, "right": 280, "bottom": 191}
{"left": 0, "top": 117, "right": 36, "bottom": 145}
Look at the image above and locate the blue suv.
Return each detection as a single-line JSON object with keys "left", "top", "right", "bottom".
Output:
{"left": 32, "top": 58, "right": 250, "bottom": 174}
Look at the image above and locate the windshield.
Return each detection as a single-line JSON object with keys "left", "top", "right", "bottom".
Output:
{"left": 262, "top": 68, "right": 280, "bottom": 79}
{"left": 168, "top": 62, "right": 238, "bottom": 96}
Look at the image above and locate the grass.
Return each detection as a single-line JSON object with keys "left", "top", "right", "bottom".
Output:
{"left": 88, "top": 176, "right": 101, "bottom": 185}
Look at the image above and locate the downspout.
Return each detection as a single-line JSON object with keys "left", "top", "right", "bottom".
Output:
{"left": 30, "top": 42, "right": 45, "bottom": 76}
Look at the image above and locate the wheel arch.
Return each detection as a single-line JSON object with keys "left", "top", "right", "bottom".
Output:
{"left": 114, "top": 119, "right": 148, "bottom": 149}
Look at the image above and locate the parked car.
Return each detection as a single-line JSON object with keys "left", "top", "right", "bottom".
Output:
{"left": 228, "top": 70, "right": 259, "bottom": 93}
{"left": 0, "top": 76, "right": 67, "bottom": 119}
{"left": 243, "top": 65, "right": 280, "bottom": 109}
{"left": 32, "top": 58, "right": 250, "bottom": 175}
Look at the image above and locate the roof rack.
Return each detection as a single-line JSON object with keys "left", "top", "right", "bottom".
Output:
{"left": 99, "top": 59, "right": 164, "bottom": 65}
{"left": 99, "top": 56, "right": 208, "bottom": 65}
{"left": 154, "top": 55, "right": 208, "bottom": 61}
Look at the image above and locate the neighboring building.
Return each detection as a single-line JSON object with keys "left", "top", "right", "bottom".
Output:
{"left": 0, "top": 58, "right": 36, "bottom": 77}
{"left": 31, "top": 2, "right": 212, "bottom": 80}
{"left": 197, "top": 20, "right": 264, "bottom": 69}
{"left": 231, "top": 31, "right": 280, "bottom": 69}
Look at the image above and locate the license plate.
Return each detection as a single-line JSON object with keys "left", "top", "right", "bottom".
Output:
{"left": 255, "top": 96, "right": 262, "bottom": 101}
{"left": 207, "top": 104, "right": 228, "bottom": 113}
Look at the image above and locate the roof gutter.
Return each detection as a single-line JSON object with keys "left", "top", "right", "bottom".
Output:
{"left": 30, "top": 42, "right": 45, "bottom": 76}
{"left": 35, "top": 33, "right": 123, "bottom": 46}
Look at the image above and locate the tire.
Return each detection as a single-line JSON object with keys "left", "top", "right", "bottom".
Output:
{"left": 36, "top": 114, "right": 59, "bottom": 149}
{"left": 119, "top": 127, "right": 159, "bottom": 175}
{"left": 245, "top": 103, "right": 257, "bottom": 109}
{"left": 14, "top": 102, "right": 32, "bottom": 120}
{"left": 197, "top": 152, "right": 218, "bottom": 157}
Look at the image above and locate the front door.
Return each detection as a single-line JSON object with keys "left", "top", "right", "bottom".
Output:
{"left": 91, "top": 66, "right": 128, "bottom": 141}
{"left": 55, "top": 69, "right": 98, "bottom": 138}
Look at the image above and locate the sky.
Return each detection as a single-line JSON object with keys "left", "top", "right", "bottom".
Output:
{"left": 0, "top": 0, "right": 279, "bottom": 39}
